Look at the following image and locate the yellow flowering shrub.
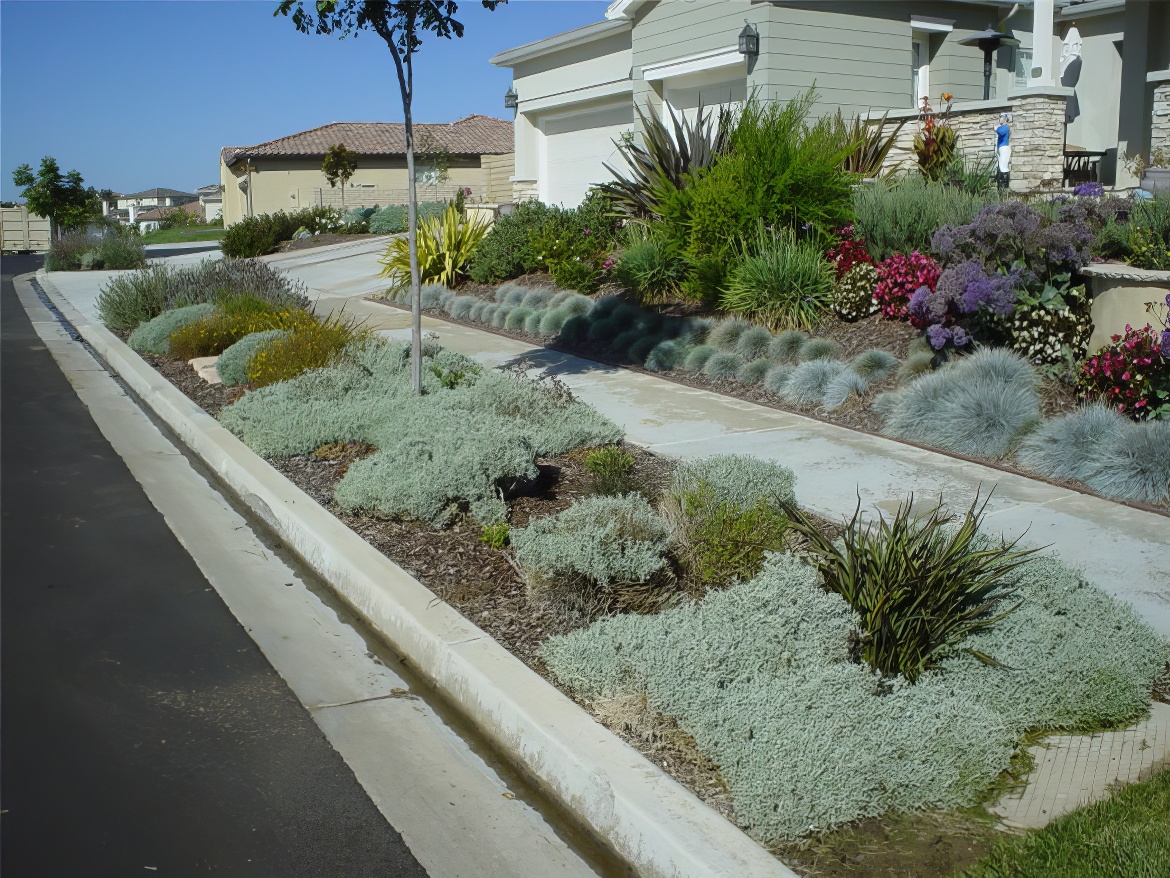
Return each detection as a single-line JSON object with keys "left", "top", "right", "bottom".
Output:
{"left": 167, "top": 295, "right": 316, "bottom": 360}
{"left": 245, "top": 313, "right": 369, "bottom": 388}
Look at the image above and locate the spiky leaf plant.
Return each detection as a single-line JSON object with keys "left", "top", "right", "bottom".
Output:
{"left": 605, "top": 101, "right": 732, "bottom": 219}
{"left": 721, "top": 226, "right": 836, "bottom": 330}
{"left": 784, "top": 493, "right": 1037, "bottom": 682}
{"left": 833, "top": 110, "right": 907, "bottom": 177}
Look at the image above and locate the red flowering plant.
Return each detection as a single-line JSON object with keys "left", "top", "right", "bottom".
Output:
{"left": 873, "top": 251, "right": 942, "bottom": 320}
{"left": 1079, "top": 296, "right": 1170, "bottom": 419}
{"left": 826, "top": 225, "right": 873, "bottom": 280}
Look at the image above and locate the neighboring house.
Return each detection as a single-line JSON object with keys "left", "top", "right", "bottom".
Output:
{"left": 116, "top": 187, "right": 199, "bottom": 211}
{"left": 492, "top": 0, "right": 1170, "bottom": 204}
{"left": 133, "top": 202, "right": 207, "bottom": 234}
{"left": 196, "top": 183, "right": 223, "bottom": 223}
{"left": 218, "top": 115, "right": 515, "bottom": 226}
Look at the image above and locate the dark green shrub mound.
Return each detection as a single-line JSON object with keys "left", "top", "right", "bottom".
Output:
{"left": 784, "top": 492, "right": 1037, "bottom": 682}
{"left": 585, "top": 445, "right": 637, "bottom": 495}
{"left": 221, "top": 206, "right": 360, "bottom": 258}
{"left": 466, "top": 200, "right": 557, "bottom": 284}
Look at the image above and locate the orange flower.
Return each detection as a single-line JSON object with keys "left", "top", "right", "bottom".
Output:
{"left": 941, "top": 92, "right": 954, "bottom": 102}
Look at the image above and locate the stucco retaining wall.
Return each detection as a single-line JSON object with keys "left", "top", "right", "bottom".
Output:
{"left": 1083, "top": 263, "right": 1170, "bottom": 352}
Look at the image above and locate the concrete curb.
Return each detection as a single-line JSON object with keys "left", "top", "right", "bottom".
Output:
{"left": 35, "top": 272, "right": 795, "bottom": 878}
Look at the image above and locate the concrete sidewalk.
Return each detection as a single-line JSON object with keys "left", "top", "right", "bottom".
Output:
{"left": 46, "top": 242, "right": 1170, "bottom": 637}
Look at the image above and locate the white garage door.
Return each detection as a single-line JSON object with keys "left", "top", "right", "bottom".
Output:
{"left": 538, "top": 101, "right": 634, "bottom": 207}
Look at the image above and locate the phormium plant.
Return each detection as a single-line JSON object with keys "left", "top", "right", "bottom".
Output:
{"left": 783, "top": 491, "right": 1037, "bottom": 682}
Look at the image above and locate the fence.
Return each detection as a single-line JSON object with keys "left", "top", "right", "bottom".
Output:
{"left": 2, "top": 206, "right": 51, "bottom": 252}
{"left": 310, "top": 185, "right": 481, "bottom": 211}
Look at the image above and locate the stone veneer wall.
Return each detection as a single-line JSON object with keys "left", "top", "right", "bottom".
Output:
{"left": 511, "top": 179, "right": 539, "bottom": 203}
{"left": 875, "top": 89, "right": 1070, "bottom": 192}
{"left": 1152, "top": 81, "right": 1170, "bottom": 159}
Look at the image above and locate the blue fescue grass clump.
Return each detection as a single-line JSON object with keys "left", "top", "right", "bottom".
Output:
{"left": 587, "top": 317, "right": 622, "bottom": 343}
{"left": 645, "top": 340, "right": 684, "bottom": 372}
{"left": 523, "top": 310, "right": 545, "bottom": 334}
{"left": 703, "top": 351, "right": 743, "bottom": 380}
{"left": 538, "top": 307, "right": 572, "bottom": 335}
{"left": 684, "top": 317, "right": 715, "bottom": 345}
{"left": 491, "top": 306, "right": 512, "bottom": 328}
{"left": 736, "top": 358, "right": 771, "bottom": 385}
{"left": 881, "top": 348, "right": 1040, "bottom": 459}
{"left": 559, "top": 294, "right": 593, "bottom": 317}
{"left": 897, "top": 351, "right": 935, "bottom": 384}
{"left": 128, "top": 303, "right": 218, "bottom": 355}
{"left": 763, "top": 364, "right": 794, "bottom": 395}
{"left": 798, "top": 337, "right": 843, "bottom": 362}
{"left": 611, "top": 328, "right": 642, "bottom": 357}
{"left": 521, "top": 289, "right": 553, "bottom": 310}
{"left": 559, "top": 314, "right": 591, "bottom": 344}
{"left": 589, "top": 295, "right": 623, "bottom": 321}
{"left": 850, "top": 349, "right": 899, "bottom": 381}
{"left": 769, "top": 330, "right": 809, "bottom": 363}
{"left": 497, "top": 282, "right": 529, "bottom": 306}
{"left": 468, "top": 300, "right": 489, "bottom": 322}
{"left": 682, "top": 345, "right": 718, "bottom": 371}
{"left": 708, "top": 318, "right": 752, "bottom": 352}
{"left": 736, "top": 326, "right": 773, "bottom": 361}
{"left": 479, "top": 303, "right": 498, "bottom": 325}
{"left": 821, "top": 369, "right": 870, "bottom": 410}
{"left": 628, "top": 334, "right": 665, "bottom": 364}
{"left": 1017, "top": 405, "right": 1130, "bottom": 484}
{"left": 216, "top": 329, "right": 288, "bottom": 386}
{"left": 542, "top": 551, "right": 1169, "bottom": 843}
{"left": 419, "top": 283, "right": 451, "bottom": 310}
{"left": 783, "top": 359, "right": 847, "bottom": 407}
{"left": 448, "top": 296, "right": 477, "bottom": 321}
{"left": 220, "top": 339, "right": 621, "bottom": 525}
{"left": 1083, "top": 419, "right": 1170, "bottom": 506}
{"left": 504, "top": 307, "right": 534, "bottom": 332}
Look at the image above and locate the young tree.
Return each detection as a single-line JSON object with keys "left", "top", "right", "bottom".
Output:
{"left": 11, "top": 157, "right": 97, "bottom": 238}
{"left": 322, "top": 143, "right": 359, "bottom": 211}
{"left": 276, "top": 0, "right": 507, "bottom": 394}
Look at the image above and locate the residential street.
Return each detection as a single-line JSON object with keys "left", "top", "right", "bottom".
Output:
{"left": 0, "top": 252, "right": 428, "bottom": 876}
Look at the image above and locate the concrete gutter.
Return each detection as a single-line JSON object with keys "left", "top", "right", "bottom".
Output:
{"left": 35, "top": 271, "right": 795, "bottom": 878}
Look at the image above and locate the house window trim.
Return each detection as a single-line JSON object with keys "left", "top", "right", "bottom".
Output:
{"left": 1014, "top": 47, "right": 1034, "bottom": 88}
{"left": 912, "top": 34, "right": 931, "bottom": 107}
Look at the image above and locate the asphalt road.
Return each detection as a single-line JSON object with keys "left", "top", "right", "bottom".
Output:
{"left": 1, "top": 252, "right": 428, "bottom": 875}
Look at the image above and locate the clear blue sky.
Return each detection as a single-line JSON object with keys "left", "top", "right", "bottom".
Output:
{"left": 1, "top": 0, "right": 607, "bottom": 201}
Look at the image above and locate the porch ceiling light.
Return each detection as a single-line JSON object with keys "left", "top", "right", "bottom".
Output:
{"left": 738, "top": 22, "right": 759, "bottom": 58}
{"left": 504, "top": 86, "right": 518, "bottom": 110}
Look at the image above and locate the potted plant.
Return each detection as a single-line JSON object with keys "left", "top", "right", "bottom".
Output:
{"left": 1128, "top": 147, "right": 1170, "bottom": 194}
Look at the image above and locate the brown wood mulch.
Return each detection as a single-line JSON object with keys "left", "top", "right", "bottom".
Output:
{"left": 279, "top": 233, "right": 379, "bottom": 252}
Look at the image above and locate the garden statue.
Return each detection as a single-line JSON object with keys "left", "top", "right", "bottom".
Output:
{"left": 995, "top": 112, "right": 1012, "bottom": 190}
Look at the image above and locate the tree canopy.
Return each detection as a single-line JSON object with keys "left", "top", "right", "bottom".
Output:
{"left": 12, "top": 157, "right": 98, "bottom": 234}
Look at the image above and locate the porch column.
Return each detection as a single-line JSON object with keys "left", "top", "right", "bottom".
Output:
{"left": 1029, "top": 0, "right": 1056, "bottom": 87}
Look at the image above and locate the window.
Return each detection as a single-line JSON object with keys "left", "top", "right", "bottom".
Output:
{"left": 912, "top": 39, "right": 929, "bottom": 106}
{"left": 1014, "top": 48, "right": 1033, "bottom": 87}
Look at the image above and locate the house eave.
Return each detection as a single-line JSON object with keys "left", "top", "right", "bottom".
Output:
{"left": 489, "top": 19, "right": 630, "bottom": 68}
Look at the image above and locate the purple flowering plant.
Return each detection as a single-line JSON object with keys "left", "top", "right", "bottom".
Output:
{"left": 1072, "top": 182, "right": 1105, "bottom": 198}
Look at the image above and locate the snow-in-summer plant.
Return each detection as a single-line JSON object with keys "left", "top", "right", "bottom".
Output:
{"left": 220, "top": 339, "right": 620, "bottom": 525}
{"left": 542, "top": 551, "right": 1169, "bottom": 842}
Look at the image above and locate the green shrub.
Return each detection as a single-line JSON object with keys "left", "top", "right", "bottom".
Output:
{"left": 44, "top": 230, "right": 98, "bottom": 271}
{"left": 216, "top": 329, "right": 288, "bottom": 386}
{"left": 680, "top": 90, "right": 856, "bottom": 264}
{"left": 585, "top": 445, "right": 637, "bottom": 495}
{"left": 614, "top": 228, "right": 686, "bottom": 304}
{"left": 853, "top": 176, "right": 992, "bottom": 261}
{"left": 167, "top": 296, "right": 316, "bottom": 360}
{"left": 222, "top": 339, "right": 620, "bottom": 525}
{"left": 246, "top": 313, "right": 369, "bottom": 388}
{"left": 720, "top": 227, "right": 836, "bottom": 330}
{"left": 467, "top": 201, "right": 557, "bottom": 283}
{"left": 220, "top": 206, "right": 359, "bottom": 257}
{"left": 663, "top": 454, "right": 796, "bottom": 588}
{"left": 511, "top": 494, "right": 671, "bottom": 613}
{"left": 528, "top": 191, "right": 623, "bottom": 294}
{"left": 480, "top": 522, "right": 510, "bottom": 549}
{"left": 127, "top": 303, "right": 217, "bottom": 355}
{"left": 784, "top": 493, "right": 1035, "bottom": 683}
{"left": 96, "top": 258, "right": 310, "bottom": 332}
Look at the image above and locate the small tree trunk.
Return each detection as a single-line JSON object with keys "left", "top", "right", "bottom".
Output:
{"left": 404, "top": 100, "right": 423, "bottom": 394}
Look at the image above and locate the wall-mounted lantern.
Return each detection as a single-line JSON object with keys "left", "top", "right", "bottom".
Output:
{"left": 738, "top": 22, "right": 759, "bottom": 58}
{"left": 504, "top": 86, "right": 518, "bottom": 110}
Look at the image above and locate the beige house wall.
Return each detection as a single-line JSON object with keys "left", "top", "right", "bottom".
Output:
{"left": 220, "top": 155, "right": 507, "bottom": 226}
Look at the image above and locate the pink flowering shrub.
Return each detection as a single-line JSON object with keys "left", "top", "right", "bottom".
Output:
{"left": 873, "top": 251, "right": 941, "bottom": 320}
{"left": 1079, "top": 323, "right": 1170, "bottom": 419}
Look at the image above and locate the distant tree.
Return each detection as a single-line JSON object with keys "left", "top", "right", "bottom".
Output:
{"left": 322, "top": 143, "right": 359, "bottom": 211}
{"left": 11, "top": 157, "right": 97, "bottom": 238}
{"left": 98, "top": 188, "right": 117, "bottom": 212}
{"left": 276, "top": 0, "right": 508, "bottom": 394}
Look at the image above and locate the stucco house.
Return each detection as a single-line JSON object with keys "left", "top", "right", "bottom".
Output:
{"left": 218, "top": 115, "right": 515, "bottom": 227}
{"left": 115, "top": 187, "right": 199, "bottom": 211}
{"left": 195, "top": 183, "right": 223, "bottom": 223}
{"left": 491, "top": 0, "right": 1170, "bottom": 205}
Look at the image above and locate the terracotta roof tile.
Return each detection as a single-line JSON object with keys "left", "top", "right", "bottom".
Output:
{"left": 221, "top": 115, "right": 513, "bottom": 166}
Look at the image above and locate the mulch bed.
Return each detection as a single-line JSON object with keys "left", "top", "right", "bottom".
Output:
{"left": 279, "top": 233, "right": 380, "bottom": 252}
{"left": 141, "top": 354, "right": 242, "bottom": 417}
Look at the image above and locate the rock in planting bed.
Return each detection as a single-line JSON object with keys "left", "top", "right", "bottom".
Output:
{"left": 136, "top": 327, "right": 1168, "bottom": 878}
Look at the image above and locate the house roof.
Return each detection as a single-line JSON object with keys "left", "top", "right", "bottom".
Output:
{"left": 220, "top": 115, "right": 514, "bottom": 167}
{"left": 490, "top": 19, "right": 629, "bottom": 67}
{"left": 122, "top": 187, "right": 196, "bottom": 199}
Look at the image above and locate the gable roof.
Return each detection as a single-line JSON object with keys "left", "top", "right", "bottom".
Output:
{"left": 221, "top": 115, "right": 513, "bottom": 167}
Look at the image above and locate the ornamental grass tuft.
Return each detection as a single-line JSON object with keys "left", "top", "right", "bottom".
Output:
{"left": 736, "top": 358, "right": 771, "bottom": 385}
{"left": 708, "top": 318, "right": 752, "bottom": 352}
{"left": 798, "top": 336, "right": 843, "bottom": 362}
{"left": 736, "top": 326, "right": 774, "bottom": 361}
{"left": 682, "top": 344, "right": 718, "bottom": 371}
{"left": 769, "top": 330, "right": 810, "bottom": 363}
{"left": 783, "top": 359, "right": 846, "bottom": 407}
{"left": 849, "top": 349, "right": 900, "bottom": 381}
{"left": 645, "top": 340, "right": 684, "bottom": 372}
{"left": 703, "top": 351, "right": 743, "bottom": 380}
{"left": 763, "top": 363, "right": 795, "bottom": 395}
{"left": 821, "top": 368, "right": 870, "bottom": 410}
